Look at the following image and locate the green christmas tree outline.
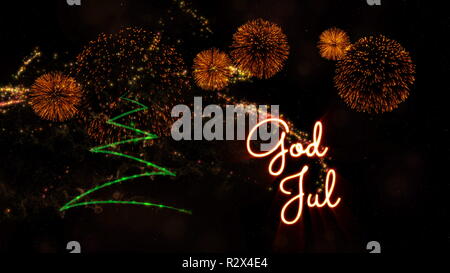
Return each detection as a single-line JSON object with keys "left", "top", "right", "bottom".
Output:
{"left": 60, "top": 97, "right": 191, "bottom": 215}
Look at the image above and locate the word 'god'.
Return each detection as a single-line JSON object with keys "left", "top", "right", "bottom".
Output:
{"left": 246, "top": 118, "right": 341, "bottom": 225}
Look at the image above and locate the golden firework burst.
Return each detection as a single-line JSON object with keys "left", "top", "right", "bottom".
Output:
{"left": 334, "top": 35, "right": 416, "bottom": 114}
{"left": 74, "top": 27, "right": 190, "bottom": 133}
{"left": 193, "top": 48, "right": 232, "bottom": 91}
{"left": 317, "top": 27, "right": 351, "bottom": 61}
{"left": 29, "top": 72, "right": 83, "bottom": 121}
{"left": 230, "top": 18, "right": 289, "bottom": 79}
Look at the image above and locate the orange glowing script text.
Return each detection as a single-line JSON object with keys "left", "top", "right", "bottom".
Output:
{"left": 246, "top": 118, "right": 341, "bottom": 225}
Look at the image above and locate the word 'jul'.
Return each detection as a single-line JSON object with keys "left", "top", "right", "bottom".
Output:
{"left": 247, "top": 118, "right": 341, "bottom": 225}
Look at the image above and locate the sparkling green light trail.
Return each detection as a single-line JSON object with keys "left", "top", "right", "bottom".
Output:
{"left": 60, "top": 97, "right": 191, "bottom": 215}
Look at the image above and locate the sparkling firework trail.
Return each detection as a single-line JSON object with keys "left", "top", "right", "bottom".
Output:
{"left": 0, "top": 86, "right": 28, "bottom": 109}
{"left": 13, "top": 47, "right": 42, "bottom": 80}
{"left": 0, "top": 99, "right": 24, "bottom": 108}
{"left": 0, "top": 48, "right": 41, "bottom": 111}
{"left": 171, "top": 0, "right": 212, "bottom": 36}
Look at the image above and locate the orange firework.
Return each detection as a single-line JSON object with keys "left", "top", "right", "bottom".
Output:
{"left": 193, "top": 48, "right": 232, "bottom": 91}
{"left": 29, "top": 72, "right": 83, "bottom": 121}
{"left": 86, "top": 113, "right": 113, "bottom": 144}
{"left": 231, "top": 18, "right": 289, "bottom": 79}
{"left": 318, "top": 27, "right": 351, "bottom": 61}
{"left": 334, "top": 35, "right": 415, "bottom": 113}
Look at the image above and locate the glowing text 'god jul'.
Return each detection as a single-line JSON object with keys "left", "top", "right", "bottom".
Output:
{"left": 246, "top": 118, "right": 341, "bottom": 225}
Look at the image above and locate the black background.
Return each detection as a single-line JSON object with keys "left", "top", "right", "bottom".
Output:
{"left": 0, "top": 0, "right": 447, "bottom": 253}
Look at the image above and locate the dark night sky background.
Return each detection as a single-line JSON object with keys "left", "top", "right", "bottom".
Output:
{"left": 0, "top": 0, "right": 447, "bottom": 253}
